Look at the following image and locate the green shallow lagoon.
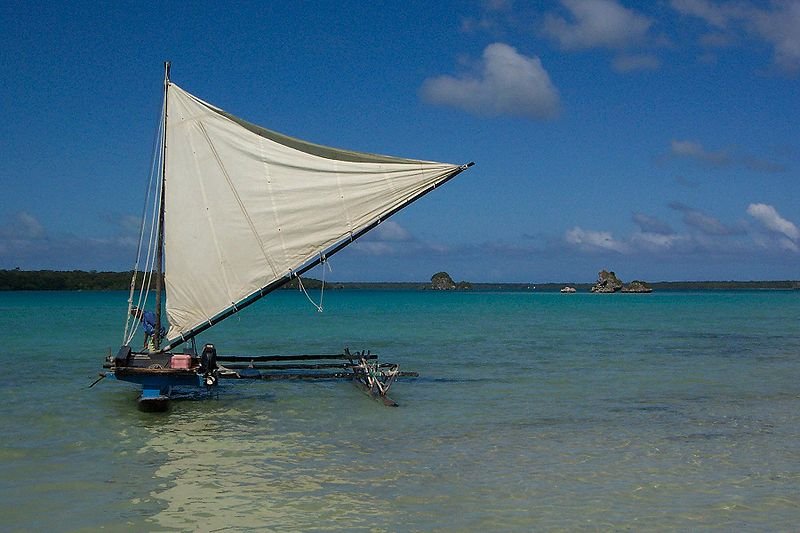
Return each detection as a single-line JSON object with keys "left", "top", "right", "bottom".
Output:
{"left": 1, "top": 289, "right": 799, "bottom": 531}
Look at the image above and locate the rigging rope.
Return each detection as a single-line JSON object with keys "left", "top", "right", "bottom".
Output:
{"left": 296, "top": 254, "right": 330, "bottom": 313}
{"left": 123, "top": 99, "right": 167, "bottom": 346}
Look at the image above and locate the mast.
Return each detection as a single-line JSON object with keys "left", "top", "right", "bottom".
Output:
{"left": 154, "top": 61, "right": 170, "bottom": 350}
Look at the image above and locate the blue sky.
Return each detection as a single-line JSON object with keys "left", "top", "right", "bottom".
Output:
{"left": 1, "top": 0, "right": 798, "bottom": 282}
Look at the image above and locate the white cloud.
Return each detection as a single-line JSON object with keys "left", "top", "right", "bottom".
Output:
{"left": 565, "top": 226, "right": 629, "bottom": 253}
{"left": 630, "top": 231, "right": 685, "bottom": 251}
{"left": 421, "top": 42, "right": 560, "bottom": 120}
{"left": 632, "top": 212, "right": 674, "bottom": 235}
{"left": 670, "top": 0, "right": 745, "bottom": 29}
{"left": 542, "top": 0, "right": 654, "bottom": 50}
{"left": 669, "top": 139, "right": 784, "bottom": 173}
{"left": 670, "top": 202, "right": 740, "bottom": 235}
{"left": 612, "top": 53, "right": 661, "bottom": 72}
{"left": 671, "top": 0, "right": 800, "bottom": 74}
{"left": 555, "top": 203, "right": 798, "bottom": 272}
{"left": 0, "top": 211, "right": 45, "bottom": 240}
{"left": 372, "top": 220, "right": 412, "bottom": 242}
{"left": 747, "top": 203, "right": 800, "bottom": 241}
{"left": 353, "top": 220, "right": 414, "bottom": 255}
{"left": 353, "top": 241, "right": 399, "bottom": 256}
{"left": 751, "top": 1, "right": 800, "bottom": 74}
{"left": 670, "top": 139, "right": 730, "bottom": 166}
{"left": 778, "top": 237, "right": 799, "bottom": 252}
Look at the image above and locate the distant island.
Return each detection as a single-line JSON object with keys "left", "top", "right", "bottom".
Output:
{"left": 0, "top": 269, "right": 798, "bottom": 291}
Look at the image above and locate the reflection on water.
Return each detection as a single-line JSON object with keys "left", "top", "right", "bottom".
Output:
{"left": 144, "top": 397, "right": 402, "bottom": 531}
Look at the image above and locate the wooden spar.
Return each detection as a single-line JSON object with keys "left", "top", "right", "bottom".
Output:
{"left": 160, "top": 161, "right": 475, "bottom": 353}
{"left": 214, "top": 349, "right": 418, "bottom": 407}
{"left": 154, "top": 60, "right": 170, "bottom": 350}
{"left": 220, "top": 371, "right": 418, "bottom": 381}
{"left": 222, "top": 362, "right": 371, "bottom": 370}
{"left": 352, "top": 379, "right": 399, "bottom": 407}
{"left": 221, "top": 362, "right": 400, "bottom": 371}
{"left": 216, "top": 353, "right": 377, "bottom": 362}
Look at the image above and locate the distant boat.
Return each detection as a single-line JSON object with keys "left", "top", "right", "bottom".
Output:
{"left": 100, "top": 63, "right": 473, "bottom": 410}
{"left": 560, "top": 286, "right": 577, "bottom": 293}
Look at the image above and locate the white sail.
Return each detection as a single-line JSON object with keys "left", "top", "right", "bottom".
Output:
{"left": 164, "top": 83, "right": 464, "bottom": 341}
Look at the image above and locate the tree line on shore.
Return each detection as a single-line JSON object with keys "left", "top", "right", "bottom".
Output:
{"left": 0, "top": 269, "right": 797, "bottom": 291}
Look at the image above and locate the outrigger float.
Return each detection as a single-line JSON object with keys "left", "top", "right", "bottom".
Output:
{"left": 98, "top": 63, "right": 471, "bottom": 410}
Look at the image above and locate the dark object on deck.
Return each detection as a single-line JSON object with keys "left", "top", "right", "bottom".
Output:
{"left": 114, "top": 345, "right": 131, "bottom": 367}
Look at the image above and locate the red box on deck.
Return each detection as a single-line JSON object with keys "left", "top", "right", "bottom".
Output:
{"left": 170, "top": 354, "right": 192, "bottom": 369}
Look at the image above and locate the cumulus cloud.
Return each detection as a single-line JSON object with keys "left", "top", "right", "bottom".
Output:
{"left": 633, "top": 212, "right": 674, "bottom": 235}
{"left": 669, "top": 139, "right": 785, "bottom": 172}
{"left": 612, "top": 53, "right": 661, "bottom": 72}
{"left": 747, "top": 203, "right": 799, "bottom": 242}
{"left": 558, "top": 203, "right": 798, "bottom": 268}
{"left": 0, "top": 211, "right": 148, "bottom": 270}
{"left": 670, "top": 0, "right": 746, "bottom": 29}
{"left": 421, "top": 42, "right": 560, "bottom": 120}
{"left": 565, "top": 226, "right": 629, "bottom": 253}
{"left": 350, "top": 220, "right": 457, "bottom": 258}
{"left": 353, "top": 220, "right": 415, "bottom": 255}
{"left": 671, "top": 0, "right": 800, "bottom": 74}
{"left": 670, "top": 202, "right": 741, "bottom": 235}
{"left": 371, "top": 220, "right": 412, "bottom": 242}
{"left": 629, "top": 231, "right": 685, "bottom": 251}
{"left": 0, "top": 211, "right": 45, "bottom": 240}
{"left": 752, "top": 1, "right": 800, "bottom": 73}
{"left": 541, "top": 0, "right": 654, "bottom": 50}
{"left": 670, "top": 139, "right": 730, "bottom": 166}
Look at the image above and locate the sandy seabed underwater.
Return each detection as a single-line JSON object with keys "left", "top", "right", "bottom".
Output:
{"left": 1, "top": 289, "right": 799, "bottom": 531}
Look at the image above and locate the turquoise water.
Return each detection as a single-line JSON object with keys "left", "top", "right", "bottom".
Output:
{"left": 1, "top": 289, "right": 799, "bottom": 531}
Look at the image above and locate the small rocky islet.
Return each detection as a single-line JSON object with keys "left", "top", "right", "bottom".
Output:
{"left": 589, "top": 270, "right": 653, "bottom": 293}
{"left": 561, "top": 270, "right": 652, "bottom": 294}
{"left": 429, "top": 269, "right": 652, "bottom": 293}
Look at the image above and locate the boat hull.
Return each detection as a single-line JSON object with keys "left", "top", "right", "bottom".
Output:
{"left": 137, "top": 388, "right": 171, "bottom": 412}
{"left": 108, "top": 349, "right": 212, "bottom": 411}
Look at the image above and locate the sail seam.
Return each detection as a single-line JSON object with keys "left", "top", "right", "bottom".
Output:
{"left": 333, "top": 161, "right": 354, "bottom": 241}
{"left": 198, "top": 122, "right": 280, "bottom": 280}
{"left": 259, "top": 137, "right": 290, "bottom": 275}
{"left": 186, "top": 125, "right": 226, "bottom": 328}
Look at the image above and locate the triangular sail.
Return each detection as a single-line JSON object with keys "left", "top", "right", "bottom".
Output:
{"left": 163, "top": 83, "right": 468, "bottom": 344}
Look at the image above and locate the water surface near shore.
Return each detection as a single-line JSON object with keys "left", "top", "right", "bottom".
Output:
{"left": 1, "top": 290, "right": 798, "bottom": 530}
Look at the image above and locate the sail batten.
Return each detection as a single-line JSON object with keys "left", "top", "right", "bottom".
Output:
{"left": 162, "top": 82, "right": 470, "bottom": 346}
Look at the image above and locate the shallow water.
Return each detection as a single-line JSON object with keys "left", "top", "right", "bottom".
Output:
{"left": 1, "top": 289, "right": 799, "bottom": 530}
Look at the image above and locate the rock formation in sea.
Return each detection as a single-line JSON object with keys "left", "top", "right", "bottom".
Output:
{"left": 590, "top": 270, "right": 653, "bottom": 293}
{"left": 590, "top": 270, "right": 624, "bottom": 293}
{"left": 430, "top": 272, "right": 456, "bottom": 290}
{"left": 430, "top": 272, "right": 471, "bottom": 290}
{"left": 621, "top": 280, "right": 653, "bottom": 293}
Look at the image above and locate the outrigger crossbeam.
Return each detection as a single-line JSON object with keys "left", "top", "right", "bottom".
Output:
{"left": 216, "top": 349, "right": 417, "bottom": 407}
